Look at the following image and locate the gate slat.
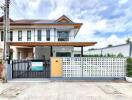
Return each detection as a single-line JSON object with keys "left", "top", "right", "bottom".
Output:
{"left": 12, "top": 60, "right": 50, "bottom": 78}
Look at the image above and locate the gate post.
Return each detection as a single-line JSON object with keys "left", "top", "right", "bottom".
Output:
{"left": 81, "top": 57, "right": 83, "bottom": 78}
{"left": 12, "top": 60, "right": 13, "bottom": 78}
{"left": 51, "top": 57, "right": 63, "bottom": 78}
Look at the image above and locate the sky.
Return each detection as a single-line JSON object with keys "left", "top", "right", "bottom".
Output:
{"left": 0, "top": 0, "right": 132, "bottom": 49}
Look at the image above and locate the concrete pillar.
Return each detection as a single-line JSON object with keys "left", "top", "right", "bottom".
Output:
{"left": 11, "top": 46, "right": 17, "bottom": 60}
{"left": 33, "top": 47, "right": 36, "bottom": 59}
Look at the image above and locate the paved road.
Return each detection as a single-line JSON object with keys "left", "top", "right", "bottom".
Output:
{"left": 0, "top": 81, "right": 132, "bottom": 100}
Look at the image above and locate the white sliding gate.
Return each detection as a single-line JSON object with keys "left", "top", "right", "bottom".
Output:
{"left": 62, "top": 57, "right": 126, "bottom": 79}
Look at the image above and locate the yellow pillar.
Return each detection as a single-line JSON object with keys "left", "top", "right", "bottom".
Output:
{"left": 51, "top": 57, "right": 62, "bottom": 77}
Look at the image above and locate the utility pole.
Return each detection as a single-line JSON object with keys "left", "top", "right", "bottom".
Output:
{"left": 2, "top": 0, "right": 10, "bottom": 83}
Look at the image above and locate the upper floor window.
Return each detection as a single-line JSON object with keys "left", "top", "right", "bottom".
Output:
{"left": 46, "top": 30, "right": 50, "bottom": 41}
{"left": 37, "top": 30, "right": 41, "bottom": 41}
{"left": 18, "top": 31, "right": 22, "bottom": 41}
{"left": 27, "top": 30, "right": 31, "bottom": 41}
{"left": 10, "top": 31, "right": 13, "bottom": 41}
{"left": 57, "top": 31, "right": 69, "bottom": 41}
{"left": 1, "top": 31, "right": 3, "bottom": 41}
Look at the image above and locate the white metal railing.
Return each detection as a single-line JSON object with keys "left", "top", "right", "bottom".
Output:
{"left": 62, "top": 57, "right": 127, "bottom": 78}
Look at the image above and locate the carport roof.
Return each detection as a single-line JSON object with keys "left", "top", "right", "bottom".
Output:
{"left": 8, "top": 42, "right": 97, "bottom": 47}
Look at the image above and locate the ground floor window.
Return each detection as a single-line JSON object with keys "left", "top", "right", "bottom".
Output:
{"left": 74, "top": 54, "right": 81, "bottom": 57}
{"left": 56, "top": 52, "right": 71, "bottom": 57}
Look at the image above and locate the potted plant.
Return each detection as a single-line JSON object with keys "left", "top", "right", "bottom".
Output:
{"left": 0, "top": 59, "right": 3, "bottom": 79}
{"left": 126, "top": 58, "right": 132, "bottom": 82}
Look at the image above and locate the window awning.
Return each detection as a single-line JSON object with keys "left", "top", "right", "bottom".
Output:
{"left": 8, "top": 42, "right": 97, "bottom": 47}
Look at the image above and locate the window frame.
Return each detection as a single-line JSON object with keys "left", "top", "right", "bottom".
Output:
{"left": 18, "top": 31, "right": 22, "bottom": 41}
{"left": 37, "top": 30, "right": 42, "bottom": 41}
{"left": 57, "top": 31, "right": 69, "bottom": 41}
{"left": 46, "top": 29, "right": 50, "bottom": 41}
{"left": 27, "top": 30, "right": 31, "bottom": 41}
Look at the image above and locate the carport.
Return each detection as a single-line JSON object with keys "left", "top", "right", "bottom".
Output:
{"left": 8, "top": 42, "right": 97, "bottom": 57}
{"left": 7, "top": 42, "right": 96, "bottom": 79}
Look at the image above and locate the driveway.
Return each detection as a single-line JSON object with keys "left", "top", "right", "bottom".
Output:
{"left": 0, "top": 81, "right": 132, "bottom": 100}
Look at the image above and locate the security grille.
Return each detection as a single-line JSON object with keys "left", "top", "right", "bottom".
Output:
{"left": 62, "top": 57, "right": 126, "bottom": 78}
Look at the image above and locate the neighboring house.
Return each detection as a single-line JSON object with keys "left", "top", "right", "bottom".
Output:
{"left": 0, "top": 15, "right": 96, "bottom": 60}
{"left": 87, "top": 43, "right": 132, "bottom": 57}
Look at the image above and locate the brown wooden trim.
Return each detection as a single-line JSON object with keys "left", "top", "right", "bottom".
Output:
{"left": 8, "top": 42, "right": 97, "bottom": 47}
{"left": 55, "top": 15, "right": 73, "bottom": 23}
{"left": 0, "top": 23, "right": 82, "bottom": 29}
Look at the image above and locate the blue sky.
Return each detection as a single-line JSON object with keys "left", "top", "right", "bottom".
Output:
{"left": 0, "top": 0, "right": 132, "bottom": 48}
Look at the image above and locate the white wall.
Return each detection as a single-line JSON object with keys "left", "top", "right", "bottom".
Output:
{"left": 12, "top": 29, "right": 35, "bottom": 42}
{"left": 0, "top": 26, "right": 77, "bottom": 59}
{"left": 0, "top": 26, "right": 76, "bottom": 43}
{"left": 102, "top": 45, "right": 130, "bottom": 57}
{"left": 87, "top": 44, "right": 131, "bottom": 57}
{"left": 87, "top": 49, "right": 102, "bottom": 55}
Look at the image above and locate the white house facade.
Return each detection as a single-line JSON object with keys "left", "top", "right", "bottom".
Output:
{"left": 0, "top": 15, "right": 96, "bottom": 60}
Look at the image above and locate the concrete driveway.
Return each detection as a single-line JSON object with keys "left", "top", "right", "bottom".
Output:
{"left": 0, "top": 81, "right": 132, "bottom": 100}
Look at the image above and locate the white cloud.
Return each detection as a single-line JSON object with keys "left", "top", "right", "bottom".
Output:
{"left": 6, "top": 0, "right": 132, "bottom": 49}
{"left": 95, "top": 20, "right": 107, "bottom": 31}
{"left": 48, "top": 0, "right": 72, "bottom": 19}
{"left": 119, "top": 0, "right": 128, "bottom": 4}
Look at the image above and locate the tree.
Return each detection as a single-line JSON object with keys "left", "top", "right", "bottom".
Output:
{"left": 108, "top": 44, "right": 112, "bottom": 47}
{"left": 126, "top": 38, "right": 131, "bottom": 44}
{"left": 117, "top": 53, "right": 124, "bottom": 57}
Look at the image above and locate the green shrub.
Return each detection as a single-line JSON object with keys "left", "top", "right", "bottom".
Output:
{"left": 117, "top": 53, "right": 124, "bottom": 57}
{"left": 126, "top": 58, "right": 132, "bottom": 77}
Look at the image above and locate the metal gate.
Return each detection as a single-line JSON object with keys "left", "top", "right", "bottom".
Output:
{"left": 12, "top": 60, "right": 50, "bottom": 78}
{"left": 62, "top": 57, "right": 126, "bottom": 79}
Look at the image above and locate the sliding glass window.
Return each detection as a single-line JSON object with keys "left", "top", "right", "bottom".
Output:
{"left": 27, "top": 30, "right": 31, "bottom": 41}
{"left": 37, "top": 30, "right": 42, "bottom": 41}
{"left": 57, "top": 31, "right": 69, "bottom": 41}
{"left": 46, "top": 30, "right": 50, "bottom": 41}
{"left": 18, "top": 31, "right": 22, "bottom": 41}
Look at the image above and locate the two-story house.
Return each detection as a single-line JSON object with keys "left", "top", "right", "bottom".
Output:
{"left": 0, "top": 15, "right": 96, "bottom": 61}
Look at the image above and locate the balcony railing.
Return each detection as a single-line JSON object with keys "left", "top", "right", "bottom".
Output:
{"left": 58, "top": 38, "right": 69, "bottom": 41}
